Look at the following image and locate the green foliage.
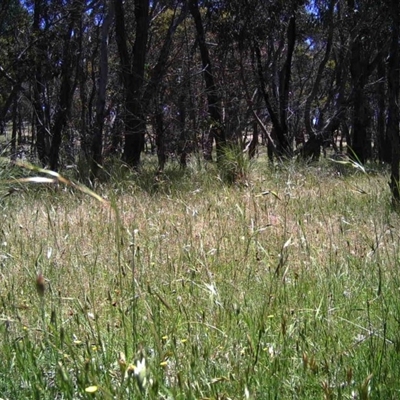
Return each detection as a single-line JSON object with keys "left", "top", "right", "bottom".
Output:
{"left": 219, "top": 144, "right": 251, "bottom": 185}
{"left": 0, "top": 159, "right": 399, "bottom": 398}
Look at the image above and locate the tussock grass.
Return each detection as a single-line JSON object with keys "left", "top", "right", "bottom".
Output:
{"left": 0, "top": 156, "right": 400, "bottom": 399}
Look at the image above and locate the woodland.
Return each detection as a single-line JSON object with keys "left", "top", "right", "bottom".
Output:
{"left": 1, "top": 0, "right": 399, "bottom": 196}
{"left": 2, "top": 1, "right": 400, "bottom": 398}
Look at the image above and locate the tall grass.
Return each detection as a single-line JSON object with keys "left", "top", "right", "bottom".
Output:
{"left": 0, "top": 155, "right": 399, "bottom": 399}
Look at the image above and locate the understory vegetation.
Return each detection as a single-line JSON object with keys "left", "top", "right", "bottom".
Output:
{"left": 1, "top": 156, "right": 400, "bottom": 399}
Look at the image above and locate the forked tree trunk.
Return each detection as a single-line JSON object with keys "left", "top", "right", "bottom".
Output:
{"left": 115, "top": 0, "right": 183, "bottom": 168}
{"left": 253, "top": 15, "right": 296, "bottom": 159}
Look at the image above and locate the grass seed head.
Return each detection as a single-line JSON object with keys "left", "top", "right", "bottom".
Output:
{"left": 36, "top": 273, "right": 45, "bottom": 297}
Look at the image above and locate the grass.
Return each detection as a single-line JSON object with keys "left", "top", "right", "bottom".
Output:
{"left": 1, "top": 154, "right": 400, "bottom": 399}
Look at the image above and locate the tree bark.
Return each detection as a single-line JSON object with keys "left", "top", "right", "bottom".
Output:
{"left": 189, "top": 0, "right": 226, "bottom": 163}
{"left": 49, "top": 0, "right": 83, "bottom": 171}
{"left": 303, "top": 0, "right": 334, "bottom": 161}
{"left": 387, "top": 0, "right": 400, "bottom": 204}
{"left": 115, "top": 0, "right": 149, "bottom": 168}
{"left": 91, "top": 0, "right": 114, "bottom": 179}
{"left": 32, "top": 0, "right": 50, "bottom": 166}
{"left": 253, "top": 15, "right": 296, "bottom": 159}
{"left": 376, "top": 52, "right": 389, "bottom": 163}
{"left": 347, "top": 0, "right": 377, "bottom": 163}
{"left": 278, "top": 15, "right": 296, "bottom": 155}
{"left": 177, "top": 86, "right": 188, "bottom": 168}
{"left": 10, "top": 95, "right": 18, "bottom": 160}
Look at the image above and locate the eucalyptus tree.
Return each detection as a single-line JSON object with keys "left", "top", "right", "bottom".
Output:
{"left": 0, "top": 0, "right": 30, "bottom": 140}
{"left": 28, "top": 0, "right": 92, "bottom": 170}
{"left": 90, "top": 0, "right": 115, "bottom": 179}
{"left": 387, "top": 0, "right": 400, "bottom": 204}
{"left": 114, "top": 0, "right": 186, "bottom": 168}
{"left": 212, "top": 0, "right": 307, "bottom": 160}
{"left": 301, "top": 0, "right": 335, "bottom": 160}
{"left": 345, "top": 0, "right": 389, "bottom": 163}
{"left": 149, "top": 10, "right": 202, "bottom": 168}
{"left": 48, "top": 0, "right": 86, "bottom": 171}
{"left": 188, "top": 0, "right": 226, "bottom": 162}
{"left": 143, "top": 2, "right": 188, "bottom": 169}
{"left": 31, "top": 0, "right": 52, "bottom": 166}
{"left": 114, "top": 0, "right": 149, "bottom": 167}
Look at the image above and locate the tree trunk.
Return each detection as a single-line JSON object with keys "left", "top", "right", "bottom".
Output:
{"left": 91, "top": 0, "right": 114, "bottom": 179}
{"left": 178, "top": 90, "right": 188, "bottom": 168}
{"left": 189, "top": 0, "right": 226, "bottom": 163}
{"left": 348, "top": 0, "right": 374, "bottom": 163}
{"left": 303, "top": 0, "right": 334, "bottom": 161}
{"left": 144, "top": 3, "right": 187, "bottom": 169}
{"left": 376, "top": 52, "right": 389, "bottom": 163}
{"left": 278, "top": 15, "right": 296, "bottom": 156}
{"left": 49, "top": 0, "right": 82, "bottom": 171}
{"left": 10, "top": 95, "right": 18, "bottom": 160}
{"left": 248, "top": 121, "right": 258, "bottom": 160}
{"left": 154, "top": 100, "right": 166, "bottom": 171}
{"left": 32, "top": 0, "right": 50, "bottom": 167}
{"left": 387, "top": 0, "right": 400, "bottom": 204}
{"left": 115, "top": 0, "right": 149, "bottom": 168}
{"left": 253, "top": 15, "right": 296, "bottom": 159}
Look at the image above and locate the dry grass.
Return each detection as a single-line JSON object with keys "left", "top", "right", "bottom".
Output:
{"left": 0, "top": 157, "right": 400, "bottom": 398}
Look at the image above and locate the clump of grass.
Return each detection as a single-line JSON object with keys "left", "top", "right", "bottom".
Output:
{"left": 0, "top": 156, "right": 399, "bottom": 398}
{"left": 219, "top": 144, "right": 252, "bottom": 185}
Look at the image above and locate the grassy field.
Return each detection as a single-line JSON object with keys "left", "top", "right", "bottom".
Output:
{"left": 0, "top": 155, "right": 400, "bottom": 399}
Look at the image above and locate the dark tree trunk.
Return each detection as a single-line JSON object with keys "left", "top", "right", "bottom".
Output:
{"left": 110, "top": 113, "right": 123, "bottom": 156}
{"left": 49, "top": 0, "right": 82, "bottom": 171}
{"left": 32, "top": 0, "right": 50, "bottom": 167}
{"left": 10, "top": 95, "right": 18, "bottom": 160}
{"left": 387, "top": 0, "right": 400, "bottom": 204}
{"left": 342, "top": 121, "right": 351, "bottom": 151}
{"left": 142, "top": 4, "right": 187, "bottom": 111}
{"left": 78, "top": 14, "right": 90, "bottom": 160}
{"left": 78, "top": 63, "right": 89, "bottom": 158}
{"left": 115, "top": 0, "right": 149, "bottom": 168}
{"left": 248, "top": 121, "right": 258, "bottom": 160}
{"left": 350, "top": 84, "right": 370, "bottom": 163}
{"left": 124, "top": 0, "right": 149, "bottom": 167}
{"left": 154, "top": 101, "right": 166, "bottom": 172}
{"left": 347, "top": 0, "right": 378, "bottom": 163}
{"left": 303, "top": 0, "right": 334, "bottom": 161}
{"left": 33, "top": 77, "right": 48, "bottom": 166}
{"left": 0, "top": 84, "right": 19, "bottom": 136}
{"left": 143, "top": 3, "right": 187, "bottom": 170}
{"left": 178, "top": 90, "right": 188, "bottom": 168}
{"left": 253, "top": 15, "right": 296, "bottom": 159}
{"left": 189, "top": 0, "right": 226, "bottom": 163}
{"left": 202, "top": 129, "right": 214, "bottom": 161}
{"left": 91, "top": 0, "right": 114, "bottom": 179}
{"left": 278, "top": 15, "right": 296, "bottom": 156}
{"left": 348, "top": 25, "right": 367, "bottom": 162}
{"left": 376, "top": 52, "right": 390, "bottom": 163}
{"left": 0, "top": 42, "right": 23, "bottom": 138}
